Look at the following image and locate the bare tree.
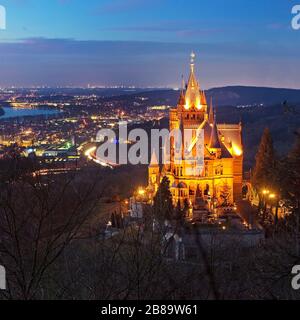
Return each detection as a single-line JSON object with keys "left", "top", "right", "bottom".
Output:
{"left": 0, "top": 168, "right": 103, "bottom": 300}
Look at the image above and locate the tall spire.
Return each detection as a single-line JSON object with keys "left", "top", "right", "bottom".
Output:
{"left": 209, "top": 111, "right": 221, "bottom": 149}
{"left": 200, "top": 90, "right": 207, "bottom": 105}
{"left": 181, "top": 74, "right": 185, "bottom": 91}
{"left": 149, "top": 150, "right": 159, "bottom": 167}
{"left": 209, "top": 97, "right": 214, "bottom": 125}
{"left": 190, "top": 51, "right": 195, "bottom": 73}
{"left": 178, "top": 74, "right": 186, "bottom": 105}
{"left": 185, "top": 52, "right": 201, "bottom": 109}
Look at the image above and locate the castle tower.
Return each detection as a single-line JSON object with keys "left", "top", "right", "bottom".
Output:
{"left": 148, "top": 53, "right": 243, "bottom": 209}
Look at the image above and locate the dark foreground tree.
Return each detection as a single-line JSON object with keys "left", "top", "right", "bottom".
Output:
{"left": 153, "top": 176, "right": 173, "bottom": 221}
{"left": 252, "top": 127, "right": 276, "bottom": 192}
{"left": 0, "top": 168, "right": 103, "bottom": 300}
{"left": 285, "top": 132, "right": 300, "bottom": 201}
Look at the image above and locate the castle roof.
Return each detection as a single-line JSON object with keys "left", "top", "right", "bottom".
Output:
{"left": 209, "top": 115, "right": 221, "bottom": 149}
{"left": 220, "top": 143, "right": 233, "bottom": 158}
{"left": 178, "top": 90, "right": 186, "bottom": 105}
{"left": 184, "top": 52, "right": 202, "bottom": 109}
{"left": 149, "top": 150, "right": 159, "bottom": 167}
{"left": 209, "top": 97, "right": 214, "bottom": 125}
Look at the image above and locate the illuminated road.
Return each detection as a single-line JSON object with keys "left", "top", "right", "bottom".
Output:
{"left": 84, "top": 145, "right": 116, "bottom": 169}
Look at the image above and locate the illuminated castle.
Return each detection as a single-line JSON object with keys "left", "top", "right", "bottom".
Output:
{"left": 148, "top": 53, "right": 243, "bottom": 210}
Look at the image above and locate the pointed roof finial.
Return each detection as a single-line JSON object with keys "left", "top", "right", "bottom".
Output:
{"left": 190, "top": 51, "right": 195, "bottom": 72}
{"left": 181, "top": 74, "right": 185, "bottom": 91}
{"left": 178, "top": 74, "right": 186, "bottom": 105}
{"left": 209, "top": 110, "right": 221, "bottom": 149}
{"left": 209, "top": 97, "right": 214, "bottom": 124}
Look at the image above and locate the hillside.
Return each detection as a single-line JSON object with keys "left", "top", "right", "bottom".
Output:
{"left": 128, "top": 86, "right": 300, "bottom": 107}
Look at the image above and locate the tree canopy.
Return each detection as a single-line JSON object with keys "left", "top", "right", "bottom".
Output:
{"left": 153, "top": 176, "right": 173, "bottom": 221}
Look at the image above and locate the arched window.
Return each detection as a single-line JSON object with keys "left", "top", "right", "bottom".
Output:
{"left": 204, "top": 184, "right": 210, "bottom": 196}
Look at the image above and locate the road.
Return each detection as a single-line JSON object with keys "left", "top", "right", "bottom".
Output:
{"left": 84, "top": 145, "right": 115, "bottom": 169}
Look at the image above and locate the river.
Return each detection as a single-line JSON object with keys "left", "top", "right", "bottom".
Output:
{"left": 0, "top": 107, "right": 61, "bottom": 119}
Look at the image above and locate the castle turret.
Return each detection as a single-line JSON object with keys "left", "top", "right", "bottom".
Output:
{"left": 178, "top": 76, "right": 186, "bottom": 106}
{"left": 148, "top": 150, "right": 160, "bottom": 194}
{"left": 209, "top": 97, "right": 214, "bottom": 125}
{"left": 209, "top": 113, "right": 222, "bottom": 157}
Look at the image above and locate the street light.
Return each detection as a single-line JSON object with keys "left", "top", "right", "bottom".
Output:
{"left": 261, "top": 189, "right": 271, "bottom": 222}
{"left": 138, "top": 188, "right": 145, "bottom": 196}
{"left": 267, "top": 193, "right": 280, "bottom": 226}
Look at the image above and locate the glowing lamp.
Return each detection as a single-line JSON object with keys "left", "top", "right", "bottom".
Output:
{"left": 232, "top": 144, "right": 243, "bottom": 156}
{"left": 138, "top": 188, "right": 145, "bottom": 196}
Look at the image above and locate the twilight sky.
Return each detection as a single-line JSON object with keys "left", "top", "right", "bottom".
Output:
{"left": 0, "top": 0, "right": 299, "bottom": 88}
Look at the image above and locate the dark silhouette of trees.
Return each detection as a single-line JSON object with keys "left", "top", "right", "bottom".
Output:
{"left": 0, "top": 165, "right": 103, "bottom": 300}
{"left": 284, "top": 132, "right": 300, "bottom": 201}
{"left": 251, "top": 127, "right": 279, "bottom": 223}
{"left": 252, "top": 127, "right": 276, "bottom": 192}
{"left": 153, "top": 176, "right": 173, "bottom": 221}
{"left": 219, "top": 183, "right": 231, "bottom": 207}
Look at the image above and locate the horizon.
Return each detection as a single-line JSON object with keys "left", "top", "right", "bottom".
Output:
{"left": 2, "top": 84, "right": 300, "bottom": 91}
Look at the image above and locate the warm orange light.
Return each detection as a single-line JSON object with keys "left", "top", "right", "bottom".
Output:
{"left": 262, "top": 189, "right": 269, "bottom": 195}
{"left": 269, "top": 193, "right": 276, "bottom": 199}
{"left": 232, "top": 144, "right": 243, "bottom": 156}
{"left": 84, "top": 146, "right": 96, "bottom": 158}
{"left": 138, "top": 188, "right": 145, "bottom": 196}
{"left": 184, "top": 103, "right": 189, "bottom": 110}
